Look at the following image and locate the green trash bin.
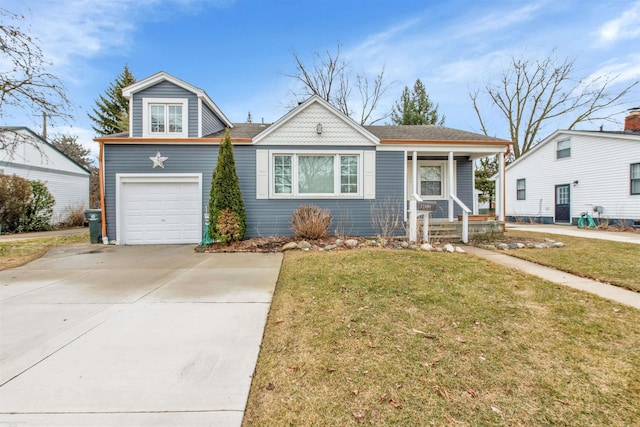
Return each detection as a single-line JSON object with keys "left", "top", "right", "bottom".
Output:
{"left": 84, "top": 209, "right": 102, "bottom": 244}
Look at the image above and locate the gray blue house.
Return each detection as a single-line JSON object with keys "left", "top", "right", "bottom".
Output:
{"left": 96, "top": 72, "right": 509, "bottom": 245}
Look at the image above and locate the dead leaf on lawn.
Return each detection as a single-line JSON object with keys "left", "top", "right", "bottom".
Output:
{"left": 368, "top": 342, "right": 378, "bottom": 348}
{"left": 352, "top": 389, "right": 359, "bottom": 396}
{"left": 412, "top": 328, "right": 426, "bottom": 335}
{"left": 456, "top": 336, "right": 466, "bottom": 343}
{"left": 326, "top": 367, "right": 337, "bottom": 373}
{"left": 433, "top": 385, "right": 450, "bottom": 399}
{"left": 266, "top": 382, "right": 275, "bottom": 391}
{"left": 395, "top": 346, "right": 403, "bottom": 352}
{"left": 274, "top": 318, "right": 284, "bottom": 324}
{"left": 395, "top": 383, "right": 403, "bottom": 389}
{"left": 491, "top": 405, "right": 502, "bottom": 415}
{"left": 353, "top": 412, "right": 365, "bottom": 424}
{"left": 288, "top": 365, "right": 299, "bottom": 372}
{"left": 388, "top": 398, "right": 402, "bottom": 409}
{"left": 556, "top": 399, "right": 570, "bottom": 405}
{"left": 466, "top": 389, "right": 478, "bottom": 398}
{"left": 378, "top": 393, "right": 389, "bottom": 403}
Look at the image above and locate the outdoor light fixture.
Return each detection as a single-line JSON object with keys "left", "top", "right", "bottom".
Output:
{"left": 316, "top": 123, "right": 323, "bottom": 134}
{"left": 573, "top": 180, "right": 579, "bottom": 186}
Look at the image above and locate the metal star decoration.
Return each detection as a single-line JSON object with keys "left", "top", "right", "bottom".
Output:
{"left": 149, "top": 151, "right": 168, "bottom": 168}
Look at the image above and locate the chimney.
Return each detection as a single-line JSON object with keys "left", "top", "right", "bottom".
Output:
{"left": 625, "top": 107, "right": 640, "bottom": 131}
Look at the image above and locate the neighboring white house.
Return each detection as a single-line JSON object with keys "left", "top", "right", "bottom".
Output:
{"left": 0, "top": 127, "right": 90, "bottom": 225}
{"left": 503, "top": 109, "right": 640, "bottom": 227}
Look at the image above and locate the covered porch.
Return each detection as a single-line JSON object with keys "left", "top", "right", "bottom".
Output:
{"left": 401, "top": 146, "right": 507, "bottom": 243}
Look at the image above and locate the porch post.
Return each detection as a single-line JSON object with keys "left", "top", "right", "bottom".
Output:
{"left": 448, "top": 151, "right": 454, "bottom": 222}
{"left": 497, "top": 152, "right": 505, "bottom": 221}
{"left": 410, "top": 151, "right": 418, "bottom": 242}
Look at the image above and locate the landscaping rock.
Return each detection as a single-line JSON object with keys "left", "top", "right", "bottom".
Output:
{"left": 435, "top": 247, "right": 443, "bottom": 252}
{"left": 526, "top": 243, "right": 535, "bottom": 248}
{"left": 336, "top": 239, "right": 343, "bottom": 245}
{"left": 409, "top": 244, "right": 420, "bottom": 250}
{"left": 455, "top": 246, "right": 466, "bottom": 253}
{"left": 443, "top": 243, "right": 455, "bottom": 253}
{"left": 368, "top": 240, "right": 378, "bottom": 247}
{"left": 344, "top": 239, "right": 359, "bottom": 248}
{"left": 516, "top": 243, "right": 525, "bottom": 249}
{"left": 297, "top": 241, "right": 312, "bottom": 249}
{"left": 401, "top": 241, "right": 410, "bottom": 248}
{"left": 323, "top": 244, "right": 337, "bottom": 251}
{"left": 533, "top": 243, "right": 548, "bottom": 249}
{"left": 551, "top": 242, "right": 565, "bottom": 248}
{"left": 480, "top": 244, "right": 496, "bottom": 250}
{"left": 282, "top": 242, "right": 298, "bottom": 251}
{"left": 497, "top": 243, "right": 509, "bottom": 250}
{"left": 508, "top": 242, "right": 520, "bottom": 249}
{"left": 420, "top": 243, "right": 434, "bottom": 251}
{"left": 544, "top": 238, "right": 556, "bottom": 243}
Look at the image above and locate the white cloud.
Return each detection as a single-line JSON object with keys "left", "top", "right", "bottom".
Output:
{"left": 596, "top": 1, "right": 640, "bottom": 46}
{"left": 583, "top": 54, "right": 640, "bottom": 86}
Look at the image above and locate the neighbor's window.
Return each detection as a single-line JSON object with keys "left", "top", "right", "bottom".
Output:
{"left": 557, "top": 139, "right": 571, "bottom": 159}
{"left": 420, "top": 165, "right": 442, "bottom": 197}
{"left": 272, "top": 153, "right": 360, "bottom": 197}
{"left": 517, "top": 178, "right": 526, "bottom": 200}
{"left": 632, "top": 163, "right": 640, "bottom": 195}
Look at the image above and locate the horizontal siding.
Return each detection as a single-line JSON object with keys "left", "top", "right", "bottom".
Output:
{"left": 202, "top": 103, "right": 226, "bottom": 136}
{"left": 506, "top": 134, "right": 640, "bottom": 221}
{"left": 131, "top": 81, "right": 199, "bottom": 137}
{"left": 239, "top": 145, "right": 386, "bottom": 237}
{"left": 2, "top": 164, "right": 89, "bottom": 224}
{"left": 104, "top": 144, "right": 216, "bottom": 240}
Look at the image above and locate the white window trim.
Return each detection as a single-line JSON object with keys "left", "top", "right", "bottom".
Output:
{"left": 268, "top": 150, "right": 364, "bottom": 199}
{"left": 416, "top": 160, "right": 452, "bottom": 200}
{"left": 142, "top": 98, "right": 188, "bottom": 138}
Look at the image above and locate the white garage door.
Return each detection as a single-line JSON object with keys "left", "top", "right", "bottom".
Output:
{"left": 119, "top": 176, "right": 201, "bottom": 244}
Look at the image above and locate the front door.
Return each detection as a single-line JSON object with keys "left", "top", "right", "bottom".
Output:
{"left": 555, "top": 184, "right": 570, "bottom": 223}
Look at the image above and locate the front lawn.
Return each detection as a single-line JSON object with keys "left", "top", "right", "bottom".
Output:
{"left": 244, "top": 250, "right": 640, "bottom": 426}
{"left": 502, "top": 230, "right": 640, "bottom": 292}
{"left": 0, "top": 232, "right": 89, "bottom": 271}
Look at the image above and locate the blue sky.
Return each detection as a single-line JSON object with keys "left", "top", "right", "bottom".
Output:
{"left": 4, "top": 0, "right": 640, "bottom": 157}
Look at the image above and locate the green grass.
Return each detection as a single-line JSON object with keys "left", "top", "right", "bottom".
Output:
{"left": 243, "top": 250, "right": 640, "bottom": 426}
{"left": 503, "top": 230, "right": 640, "bottom": 292}
{"left": 0, "top": 232, "right": 89, "bottom": 270}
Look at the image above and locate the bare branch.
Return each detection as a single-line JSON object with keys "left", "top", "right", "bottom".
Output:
{"left": 470, "top": 50, "right": 639, "bottom": 158}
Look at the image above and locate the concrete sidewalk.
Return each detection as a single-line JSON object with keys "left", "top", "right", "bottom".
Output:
{"left": 465, "top": 246, "right": 640, "bottom": 310}
{"left": 506, "top": 223, "right": 640, "bottom": 245}
{"left": 0, "top": 244, "right": 282, "bottom": 426}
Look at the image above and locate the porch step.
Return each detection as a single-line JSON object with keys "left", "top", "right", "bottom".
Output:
{"left": 419, "top": 222, "right": 462, "bottom": 243}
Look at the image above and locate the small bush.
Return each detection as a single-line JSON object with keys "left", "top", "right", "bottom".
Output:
{"left": 0, "top": 174, "right": 32, "bottom": 232}
{"left": 60, "top": 203, "right": 86, "bottom": 228}
{"left": 18, "top": 181, "right": 55, "bottom": 232}
{"left": 290, "top": 205, "right": 332, "bottom": 239}
{"left": 216, "top": 208, "right": 242, "bottom": 244}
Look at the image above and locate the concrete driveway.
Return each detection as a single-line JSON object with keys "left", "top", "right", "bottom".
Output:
{"left": 0, "top": 244, "right": 282, "bottom": 426}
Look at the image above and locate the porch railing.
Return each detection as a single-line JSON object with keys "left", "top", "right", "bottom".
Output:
{"left": 450, "top": 194, "right": 471, "bottom": 243}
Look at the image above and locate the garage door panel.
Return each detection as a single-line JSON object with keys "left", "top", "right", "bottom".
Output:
{"left": 120, "top": 179, "right": 201, "bottom": 245}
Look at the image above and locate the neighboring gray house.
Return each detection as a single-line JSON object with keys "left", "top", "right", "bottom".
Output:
{"left": 503, "top": 110, "right": 640, "bottom": 227}
{"left": 96, "top": 72, "right": 509, "bottom": 245}
{"left": 0, "top": 127, "right": 90, "bottom": 225}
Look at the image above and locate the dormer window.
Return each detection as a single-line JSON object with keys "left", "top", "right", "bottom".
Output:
{"left": 142, "top": 98, "right": 188, "bottom": 137}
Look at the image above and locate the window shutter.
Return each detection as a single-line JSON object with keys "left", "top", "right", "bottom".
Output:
{"left": 256, "top": 150, "right": 269, "bottom": 199}
{"left": 363, "top": 151, "right": 376, "bottom": 199}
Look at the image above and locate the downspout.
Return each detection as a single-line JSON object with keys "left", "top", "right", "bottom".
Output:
{"left": 99, "top": 140, "right": 107, "bottom": 240}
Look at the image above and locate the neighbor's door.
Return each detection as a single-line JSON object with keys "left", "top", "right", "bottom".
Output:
{"left": 555, "top": 184, "right": 570, "bottom": 223}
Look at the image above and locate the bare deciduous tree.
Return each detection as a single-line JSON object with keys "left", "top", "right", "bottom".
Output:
{"left": 286, "top": 44, "right": 391, "bottom": 125}
{"left": 471, "top": 52, "right": 638, "bottom": 158}
{"left": 0, "top": 8, "right": 71, "bottom": 150}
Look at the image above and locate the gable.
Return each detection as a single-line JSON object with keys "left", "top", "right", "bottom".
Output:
{"left": 0, "top": 128, "right": 89, "bottom": 175}
{"left": 254, "top": 98, "right": 378, "bottom": 146}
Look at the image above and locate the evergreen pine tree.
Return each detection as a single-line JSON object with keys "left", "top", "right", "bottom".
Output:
{"left": 88, "top": 65, "right": 136, "bottom": 136}
{"left": 391, "top": 79, "right": 445, "bottom": 125}
{"left": 209, "top": 129, "right": 246, "bottom": 243}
